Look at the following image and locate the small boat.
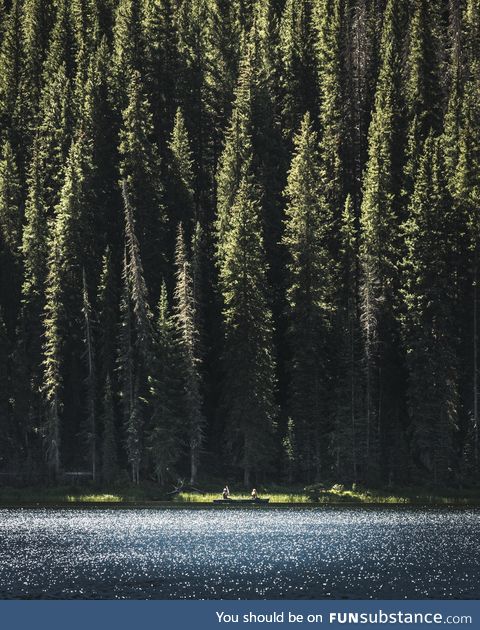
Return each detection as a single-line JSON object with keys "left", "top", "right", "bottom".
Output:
{"left": 212, "top": 497, "right": 270, "bottom": 505}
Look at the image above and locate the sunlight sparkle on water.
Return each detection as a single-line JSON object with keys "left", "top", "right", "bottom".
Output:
{"left": 0, "top": 508, "right": 478, "bottom": 599}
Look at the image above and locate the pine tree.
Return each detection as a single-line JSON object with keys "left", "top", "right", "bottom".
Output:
{"left": 101, "top": 373, "right": 118, "bottom": 484}
{"left": 122, "top": 180, "right": 154, "bottom": 365}
{"left": 279, "top": 0, "right": 318, "bottom": 141}
{"left": 82, "top": 268, "right": 97, "bottom": 481}
{"left": 148, "top": 281, "right": 183, "bottom": 484}
{"left": 0, "top": 139, "right": 22, "bottom": 328}
{"left": 21, "top": 140, "right": 48, "bottom": 414}
{"left": 119, "top": 71, "right": 165, "bottom": 292}
{"left": 402, "top": 135, "right": 458, "bottom": 484}
{"left": 359, "top": 0, "right": 406, "bottom": 482}
{"left": 0, "top": 0, "right": 23, "bottom": 135}
{"left": 215, "top": 46, "right": 255, "bottom": 261}
{"left": 80, "top": 38, "right": 119, "bottom": 259}
{"left": 15, "top": 0, "right": 53, "bottom": 153}
{"left": 282, "top": 113, "right": 335, "bottom": 480}
{"left": 117, "top": 182, "right": 154, "bottom": 483}
{"left": 176, "top": 0, "right": 212, "bottom": 221}
{"left": 174, "top": 224, "right": 205, "bottom": 483}
{"left": 117, "top": 248, "right": 136, "bottom": 481}
{"left": 333, "top": 195, "right": 363, "bottom": 482}
{"left": 314, "top": 0, "right": 346, "bottom": 225}
{"left": 403, "top": 0, "right": 442, "bottom": 197}
{"left": 42, "top": 137, "right": 91, "bottom": 477}
{"left": 345, "top": 0, "right": 378, "bottom": 209}
{"left": 454, "top": 0, "right": 480, "bottom": 476}
{"left": 0, "top": 308, "right": 12, "bottom": 469}
{"left": 143, "top": 0, "right": 179, "bottom": 145}
{"left": 97, "top": 246, "right": 118, "bottom": 385}
{"left": 219, "top": 174, "right": 277, "bottom": 485}
{"left": 37, "top": 63, "right": 72, "bottom": 209}
{"left": 167, "top": 108, "right": 196, "bottom": 234}
{"left": 112, "top": 0, "right": 146, "bottom": 108}
{"left": 204, "top": 0, "right": 242, "bottom": 156}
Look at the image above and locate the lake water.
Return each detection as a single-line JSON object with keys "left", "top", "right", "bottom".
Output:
{"left": 0, "top": 507, "right": 478, "bottom": 599}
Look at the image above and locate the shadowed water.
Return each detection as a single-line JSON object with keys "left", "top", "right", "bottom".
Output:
{"left": 0, "top": 507, "right": 479, "bottom": 599}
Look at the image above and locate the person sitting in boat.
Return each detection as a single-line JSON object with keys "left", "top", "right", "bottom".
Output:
{"left": 222, "top": 485, "right": 230, "bottom": 500}
{"left": 251, "top": 488, "right": 258, "bottom": 500}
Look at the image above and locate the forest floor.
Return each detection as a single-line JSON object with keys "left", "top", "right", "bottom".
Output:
{"left": 0, "top": 483, "right": 479, "bottom": 505}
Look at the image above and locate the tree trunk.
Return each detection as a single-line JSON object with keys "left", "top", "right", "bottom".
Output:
{"left": 474, "top": 248, "right": 478, "bottom": 470}
{"left": 190, "top": 446, "right": 197, "bottom": 485}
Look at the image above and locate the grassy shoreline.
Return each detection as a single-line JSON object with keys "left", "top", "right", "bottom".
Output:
{"left": 0, "top": 484, "right": 479, "bottom": 506}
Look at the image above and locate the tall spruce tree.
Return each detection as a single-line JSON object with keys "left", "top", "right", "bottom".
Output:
{"left": 218, "top": 174, "right": 277, "bottom": 485}
{"left": 454, "top": 0, "right": 480, "bottom": 476}
{"left": 119, "top": 70, "right": 165, "bottom": 293}
{"left": 359, "top": 0, "right": 406, "bottom": 482}
{"left": 148, "top": 281, "right": 183, "bottom": 484}
{"left": 333, "top": 195, "right": 363, "bottom": 482}
{"left": 0, "top": 0, "right": 23, "bottom": 137}
{"left": 167, "top": 108, "right": 196, "bottom": 235}
{"left": 174, "top": 224, "right": 205, "bottom": 483}
{"left": 117, "top": 182, "right": 154, "bottom": 483}
{"left": 402, "top": 135, "right": 458, "bottom": 483}
{"left": 403, "top": 0, "right": 442, "bottom": 197}
{"left": 215, "top": 44, "right": 255, "bottom": 261}
{"left": 101, "top": 373, "right": 118, "bottom": 483}
{"left": 82, "top": 269, "right": 97, "bottom": 481}
{"left": 279, "top": 0, "right": 318, "bottom": 141}
{"left": 42, "top": 137, "right": 91, "bottom": 477}
{"left": 0, "top": 139, "right": 22, "bottom": 328}
{"left": 282, "top": 113, "right": 335, "bottom": 480}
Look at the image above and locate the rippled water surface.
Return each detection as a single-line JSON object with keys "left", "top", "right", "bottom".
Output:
{"left": 0, "top": 507, "right": 479, "bottom": 599}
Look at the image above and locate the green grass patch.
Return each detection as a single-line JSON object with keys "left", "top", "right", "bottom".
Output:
{"left": 173, "top": 491, "right": 310, "bottom": 503}
{"left": 0, "top": 483, "right": 479, "bottom": 505}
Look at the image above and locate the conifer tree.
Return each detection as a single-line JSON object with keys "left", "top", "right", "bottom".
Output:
{"left": 117, "top": 182, "right": 154, "bottom": 483}
{"left": 42, "top": 137, "right": 91, "bottom": 477}
{"left": 119, "top": 71, "right": 165, "bottom": 292}
{"left": 143, "top": 0, "right": 179, "bottom": 145}
{"left": 10, "top": 318, "right": 33, "bottom": 469}
{"left": 402, "top": 136, "right": 458, "bottom": 483}
{"left": 359, "top": 0, "right": 406, "bottom": 481}
{"left": 0, "top": 308, "right": 11, "bottom": 468}
{"left": 346, "top": 0, "right": 377, "bottom": 208}
{"left": 219, "top": 174, "right": 277, "bottom": 485}
{"left": 167, "top": 108, "right": 196, "bottom": 233}
{"left": 174, "top": 224, "right": 205, "bottom": 483}
{"left": 37, "top": 63, "right": 72, "bottom": 209}
{"left": 0, "top": 139, "right": 22, "bottom": 327}
{"left": 15, "top": 0, "right": 53, "bottom": 151}
{"left": 149, "top": 281, "right": 183, "bottom": 484}
{"left": 403, "top": 0, "right": 442, "bottom": 197}
{"left": 333, "top": 195, "right": 363, "bottom": 482}
{"left": 175, "top": 0, "right": 210, "bottom": 216}
{"left": 122, "top": 181, "right": 154, "bottom": 365}
{"left": 101, "top": 373, "right": 118, "bottom": 483}
{"left": 117, "top": 248, "right": 136, "bottom": 480}
{"left": 216, "top": 47, "right": 255, "bottom": 260}
{"left": 454, "top": 0, "right": 480, "bottom": 475}
{"left": 282, "top": 113, "right": 334, "bottom": 479}
{"left": 314, "top": 0, "right": 346, "bottom": 225}
{"left": 279, "top": 0, "right": 318, "bottom": 141}
{"left": 21, "top": 140, "right": 48, "bottom": 364}
{"left": 97, "top": 246, "right": 118, "bottom": 385}
{"left": 82, "top": 269, "right": 97, "bottom": 481}
{"left": 204, "top": 0, "right": 242, "bottom": 158}
{"left": 0, "top": 0, "right": 23, "bottom": 135}
{"left": 112, "top": 0, "right": 146, "bottom": 108}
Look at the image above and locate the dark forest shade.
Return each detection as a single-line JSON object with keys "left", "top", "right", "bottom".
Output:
{"left": 0, "top": 0, "right": 479, "bottom": 488}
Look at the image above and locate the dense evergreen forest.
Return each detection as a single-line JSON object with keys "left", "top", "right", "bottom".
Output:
{"left": 0, "top": 0, "right": 479, "bottom": 489}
